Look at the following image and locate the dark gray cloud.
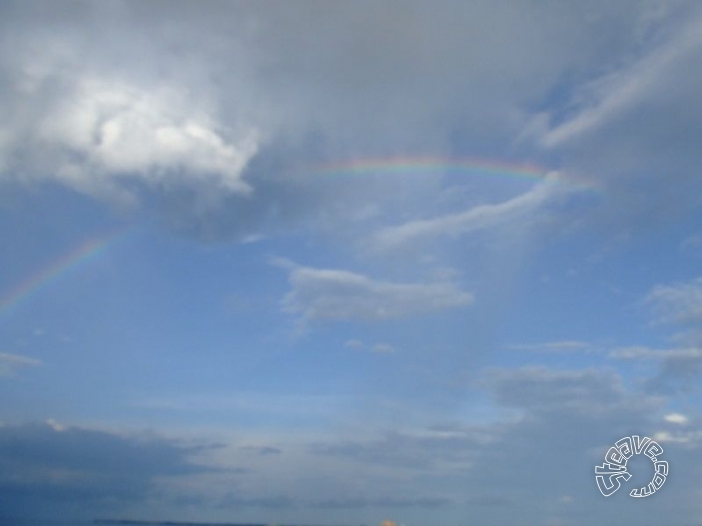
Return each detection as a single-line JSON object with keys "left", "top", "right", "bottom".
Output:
{"left": 0, "top": 422, "right": 221, "bottom": 519}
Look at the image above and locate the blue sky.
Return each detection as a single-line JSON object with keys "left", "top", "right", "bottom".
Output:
{"left": 2, "top": 1, "right": 702, "bottom": 525}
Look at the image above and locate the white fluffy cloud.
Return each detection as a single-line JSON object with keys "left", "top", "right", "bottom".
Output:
{"left": 3, "top": 72, "right": 259, "bottom": 203}
{"left": 664, "top": 412, "right": 689, "bottom": 425}
{"left": 38, "top": 79, "right": 259, "bottom": 198}
{"left": 280, "top": 262, "right": 473, "bottom": 323}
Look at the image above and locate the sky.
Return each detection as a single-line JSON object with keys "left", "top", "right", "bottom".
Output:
{"left": 2, "top": 1, "right": 702, "bottom": 525}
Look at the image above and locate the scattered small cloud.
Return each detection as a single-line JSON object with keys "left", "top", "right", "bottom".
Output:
{"left": 280, "top": 262, "right": 473, "bottom": 324}
{"left": 645, "top": 277, "right": 702, "bottom": 327}
{"left": 680, "top": 233, "right": 702, "bottom": 254}
{"left": 607, "top": 345, "right": 668, "bottom": 360}
{"left": 664, "top": 413, "right": 689, "bottom": 425}
{"left": 45, "top": 419, "right": 66, "bottom": 432}
{"left": 372, "top": 343, "right": 395, "bottom": 354}
{"left": 0, "top": 351, "right": 42, "bottom": 376}
{"left": 505, "top": 340, "right": 591, "bottom": 353}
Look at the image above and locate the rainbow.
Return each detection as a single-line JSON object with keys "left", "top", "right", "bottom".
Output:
{"left": 0, "top": 229, "right": 131, "bottom": 319}
{"left": 300, "top": 156, "right": 596, "bottom": 190}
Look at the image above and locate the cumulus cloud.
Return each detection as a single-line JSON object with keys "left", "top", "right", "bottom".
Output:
{"left": 36, "top": 78, "right": 259, "bottom": 200}
{"left": 0, "top": 3, "right": 268, "bottom": 209}
{"left": 279, "top": 262, "right": 473, "bottom": 324}
{"left": 4, "top": 73, "right": 259, "bottom": 204}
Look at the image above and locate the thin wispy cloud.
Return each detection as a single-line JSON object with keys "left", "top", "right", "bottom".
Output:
{"left": 371, "top": 175, "right": 577, "bottom": 251}
{"left": 0, "top": 351, "right": 42, "bottom": 376}
{"left": 505, "top": 340, "right": 591, "bottom": 353}
{"left": 280, "top": 262, "right": 473, "bottom": 324}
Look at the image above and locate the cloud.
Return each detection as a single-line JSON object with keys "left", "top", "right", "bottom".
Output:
{"left": 665, "top": 413, "right": 689, "bottom": 425}
{"left": 612, "top": 278, "right": 702, "bottom": 390}
{"left": 280, "top": 263, "right": 473, "bottom": 323}
{"left": 0, "top": 1, "right": 684, "bottom": 242}
{"left": 512, "top": 5, "right": 702, "bottom": 240}
{"left": 311, "top": 427, "right": 492, "bottom": 471}
{"left": 5, "top": 74, "right": 259, "bottom": 204}
{"left": 505, "top": 340, "right": 591, "bottom": 353}
{"left": 610, "top": 344, "right": 702, "bottom": 393}
{"left": 238, "top": 445, "right": 282, "bottom": 456}
{"left": 372, "top": 343, "right": 395, "bottom": 354}
{"left": 371, "top": 176, "right": 573, "bottom": 250}
{"left": 537, "top": 13, "right": 702, "bottom": 149}
{"left": 607, "top": 345, "right": 669, "bottom": 360}
{"left": 650, "top": 349, "right": 702, "bottom": 392}
{"left": 0, "top": 352, "right": 42, "bottom": 376}
{"left": 481, "top": 366, "right": 645, "bottom": 416}
{"left": 307, "top": 365, "right": 698, "bottom": 524}
{"left": 344, "top": 340, "right": 395, "bottom": 353}
{"left": 0, "top": 422, "right": 220, "bottom": 519}
{"left": 645, "top": 277, "right": 702, "bottom": 327}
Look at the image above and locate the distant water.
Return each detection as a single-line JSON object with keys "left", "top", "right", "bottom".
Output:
{"left": 0, "top": 521, "right": 93, "bottom": 526}
{"left": 0, "top": 521, "right": 280, "bottom": 526}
